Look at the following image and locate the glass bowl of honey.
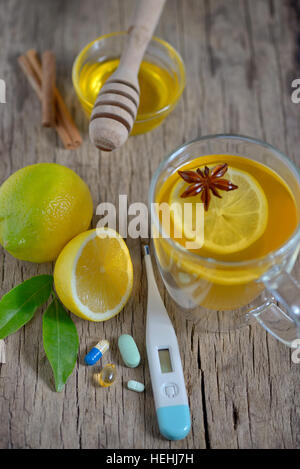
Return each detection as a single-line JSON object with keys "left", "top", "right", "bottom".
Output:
{"left": 72, "top": 32, "right": 186, "bottom": 135}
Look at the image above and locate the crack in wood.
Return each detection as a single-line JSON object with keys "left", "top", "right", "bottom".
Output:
{"left": 201, "top": 370, "right": 211, "bottom": 449}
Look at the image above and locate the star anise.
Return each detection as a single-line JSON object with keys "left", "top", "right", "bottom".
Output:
{"left": 178, "top": 163, "right": 238, "bottom": 211}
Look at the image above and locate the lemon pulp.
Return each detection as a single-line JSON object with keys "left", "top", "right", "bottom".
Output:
{"left": 75, "top": 233, "right": 131, "bottom": 313}
{"left": 169, "top": 166, "right": 269, "bottom": 255}
{"left": 54, "top": 228, "right": 133, "bottom": 322}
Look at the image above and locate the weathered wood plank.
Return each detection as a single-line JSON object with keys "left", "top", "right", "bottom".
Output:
{"left": 0, "top": 0, "right": 299, "bottom": 449}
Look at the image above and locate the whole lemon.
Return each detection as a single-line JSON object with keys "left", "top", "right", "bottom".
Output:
{"left": 0, "top": 163, "right": 93, "bottom": 262}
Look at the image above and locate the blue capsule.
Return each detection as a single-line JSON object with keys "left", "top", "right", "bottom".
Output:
{"left": 85, "top": 340, "right": 109, "bottom": 366}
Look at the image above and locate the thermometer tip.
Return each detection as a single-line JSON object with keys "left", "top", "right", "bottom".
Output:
{"left": 143, "top": 244, "right": 150, "bottom": 256}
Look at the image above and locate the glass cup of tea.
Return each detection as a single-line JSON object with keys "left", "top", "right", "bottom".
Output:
{"left": 149, "top": 134, "right": 300, "bottom": 347}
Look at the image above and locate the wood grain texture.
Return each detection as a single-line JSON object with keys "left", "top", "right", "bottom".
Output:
{"left": 0, "top": 0, "right": 300, "bottom": 449}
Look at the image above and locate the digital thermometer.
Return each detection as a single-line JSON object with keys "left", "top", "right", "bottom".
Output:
{"left": 143, "top": 245, "right": 191, "bottom": 441}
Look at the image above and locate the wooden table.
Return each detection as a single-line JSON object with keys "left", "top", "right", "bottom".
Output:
{"left": 0, "top": 0, "right": 300, "bottom": 449}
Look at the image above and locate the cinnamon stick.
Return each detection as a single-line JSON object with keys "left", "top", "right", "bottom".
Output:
{"left": 18, "top": 50, "right": 82, "bottom": 149}
{"left": 42, "top": 51, "right": 56, "bottom": 127}
{"left": 26, "top": 50, "right": 82, "bottom": 148}
{"left": 18, "top": 54, "right": 42, "bottom": 100}
{"left": 18, "top": 53, "right": 73, "bottom": 149}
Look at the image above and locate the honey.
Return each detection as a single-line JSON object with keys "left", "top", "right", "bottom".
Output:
{"left": 78, "top": 59, "right": 181, "bottom": 134}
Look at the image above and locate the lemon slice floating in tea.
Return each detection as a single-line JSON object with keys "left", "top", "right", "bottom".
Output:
{"left": 169, "top": 166, "right": 268, "bottom": 255}
{"left": 54, "top": 228, "right": 133, "bottom": 321}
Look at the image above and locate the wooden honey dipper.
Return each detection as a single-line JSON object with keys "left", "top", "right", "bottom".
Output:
{"left": 89, "top": 0, "right": 166, "bottom": 151}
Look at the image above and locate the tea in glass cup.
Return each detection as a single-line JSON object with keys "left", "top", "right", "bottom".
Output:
{"left": 150, "top": 135, "right": 300, "bottom": 345}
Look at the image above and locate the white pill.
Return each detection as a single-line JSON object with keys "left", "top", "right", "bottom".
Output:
{"left": 127, "top": 380, "right": 145, "bottom": 393}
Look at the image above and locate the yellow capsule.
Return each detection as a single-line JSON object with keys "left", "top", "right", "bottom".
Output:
{"left": 94, "top": 364, "right": 116, "bottom": 387}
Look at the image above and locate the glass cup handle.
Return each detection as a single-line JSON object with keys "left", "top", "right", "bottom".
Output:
{"left": 253, "top": 270, "right": 300, "bottom": 347}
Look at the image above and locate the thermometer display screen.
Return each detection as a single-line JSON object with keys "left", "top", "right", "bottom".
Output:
{"left": 158, "top": 349, "right": 173, "bottom": 373}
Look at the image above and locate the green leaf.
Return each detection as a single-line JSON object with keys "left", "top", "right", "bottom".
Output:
{"left": 43, "top": 297, "right": 79, "bottom": 392}
{"left": 0, "top": 275, "right": 53, "bottom": 339}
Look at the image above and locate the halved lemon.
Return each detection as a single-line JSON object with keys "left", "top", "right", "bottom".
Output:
{"left": 169, "top": 166, "right": 268, "bottom": 255}
{"left": 54, "top": 228, "right": 133, "bottom": 321}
